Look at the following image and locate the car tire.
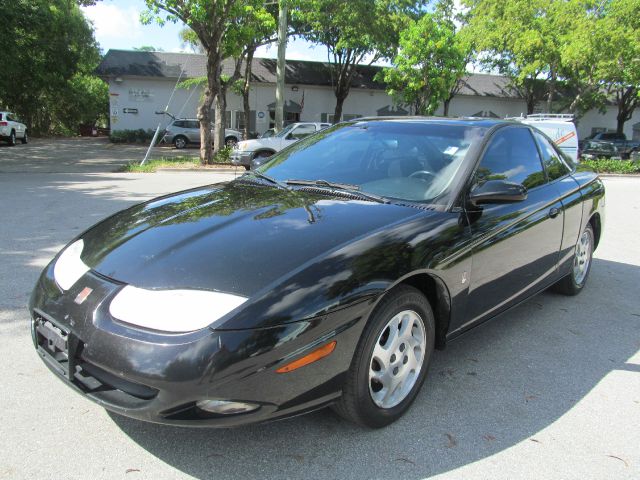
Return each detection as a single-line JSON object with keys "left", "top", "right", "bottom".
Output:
{"left": 8, "top": 131, "right": 16, "bottom": 146}
{"left": 225, "top": 136, "right": 238, "bottom": 147}
{"left": 173, "top": 136, "right": 188, "bottom": 149}
{"left": 552, "top": 223, "right": 595, "bottom": 296}
{"left": 333, "top": 285, "right": 435, "bottom": 428}
{"left": 21, "top": 131, "right": 28, "bottom": 144}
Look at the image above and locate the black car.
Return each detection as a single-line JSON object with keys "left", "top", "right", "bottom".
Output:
{"left": 579, "top": 140, "right": 622, "bottom": 160}
{"left": 29, "top": 118, "right": 605, "bottom": 428}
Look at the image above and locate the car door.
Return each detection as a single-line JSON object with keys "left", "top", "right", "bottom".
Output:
{"left": 463, "top": 126, "right": 564, "bottom": 326}
{"left": 532, "top": 130, "right": 584, "bottom": 275}
{"left": 284, "top": 124, "right": 317, "bottom": 147}
{"left": 7, "top": 114, "right": 23, "bottom": 136}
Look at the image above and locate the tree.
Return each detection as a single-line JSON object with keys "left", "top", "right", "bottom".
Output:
{"left": 0, "top": 0, "right": 105, "bottom": 135}
{"left": 463, "top": 0, "right": 574, "bottom": 114}
{"left": 142, "top": 0, "right": 274, "bottom": 164}
{"left": 379, "top": 10, "right": 468, "bottom": 115}
{"left": 591, "top": 0, "right": 640, "bottom": 134}
{"left": 292, "top": 0, "right": 422, "bottom": 123}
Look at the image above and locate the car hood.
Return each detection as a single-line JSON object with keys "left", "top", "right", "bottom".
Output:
{"left": 241, "top": 138, "right": 281, "bottom": 150}
{"left": 78, "top": 182, "right": 422, "bottom": 298}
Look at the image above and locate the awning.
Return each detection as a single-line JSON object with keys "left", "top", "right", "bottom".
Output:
{"left": 267, "top": 100, "right": 302, "bottom": 113}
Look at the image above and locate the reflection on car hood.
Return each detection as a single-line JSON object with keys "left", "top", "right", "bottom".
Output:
{"left": 79, "top": 182, "right": 421, "bottom": 297}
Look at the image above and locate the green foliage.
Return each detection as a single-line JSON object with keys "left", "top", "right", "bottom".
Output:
{"left": 0, "top": 0, "right": 104, "bottom": 135}
{"left": 142, "top": 1, "right": 276, "bottom": 162}
{"left": 109, "top": 129, "right": 158, "bottom": 144}
{"left": 379, "top": 8, "right": 468, "bottom": 115}
{"left": 213, "top": 146, "right": 233, "bottom": 164}
{"left": 292, "top": 0, "right": 423, "bottom": 120}
{"left": 580, "top": 159, "right": 640, "bottom": 174}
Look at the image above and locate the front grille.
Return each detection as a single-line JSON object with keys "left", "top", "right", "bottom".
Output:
{"left": 33, "top": 311, "right": 158, "bottom": 403}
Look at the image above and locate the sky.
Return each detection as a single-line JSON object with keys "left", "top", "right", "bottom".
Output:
{"left": 81, "top": 0, "right": 334, "bottom": 62}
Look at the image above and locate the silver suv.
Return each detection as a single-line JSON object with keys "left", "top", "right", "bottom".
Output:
{"left": 163, "top": 119, "right": 243, "bottom": 149}
{"left": 0, "top": 112, "right": 28, "bottom": 146}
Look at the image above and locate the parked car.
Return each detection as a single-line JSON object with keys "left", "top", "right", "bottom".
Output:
{"left": 579, "top": 140, "right": 622, "bottom": 160}
{"left": 0, "top": 111, "right": 28, "bottom": 146}
{"left": 231, "top": 122, "right": 331, "bottom": 169}
{"left": 162, "top": 119, "right": 243, "bottom": 149}
{"left": 581, "top": 132, "right": 640, "bottom": 159}
{"left": 29, "top": 118, "right": 604, "bottom": 429}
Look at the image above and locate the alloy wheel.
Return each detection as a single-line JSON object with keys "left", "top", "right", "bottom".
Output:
{"left": 369, "top": 310, "right": 427, "bottom": 409}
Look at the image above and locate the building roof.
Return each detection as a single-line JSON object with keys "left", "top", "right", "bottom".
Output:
{"left": 96, "top": 49, "right": 522, "bottom": 98}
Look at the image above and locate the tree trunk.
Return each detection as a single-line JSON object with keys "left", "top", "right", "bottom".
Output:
{"left": 443, "top": 97, "right": 451, "bottom": 117}
{"left": 243, "top": 48, "right": 255, "bottom": 140}
{"left": 213, "top": 91, "right": 227, "bottom": 158}
{"left": 546, "top": 66, "right": 557, "bottom": 113}
{"left": 615, "top": 86, "right": 638, "bottom": 135}
{"left": 197, "top": 90, "right": 215, "bottom": 165}
{"left": 333, "top": 95, "right": 345, "bottom": 124}
{"left": 198, "top": 54, "right": 221, "bottom": 165}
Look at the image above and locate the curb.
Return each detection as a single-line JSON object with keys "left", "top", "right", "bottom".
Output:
{"left": 598, "top": 174, "right": 640, "bottom": 178}
{"left": 155, "top": 168, "right": 243, "bottom": 174}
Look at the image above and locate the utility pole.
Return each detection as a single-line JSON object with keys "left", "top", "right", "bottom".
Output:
{"left": 275, "top": 1, "right": 287, "bottom": 133}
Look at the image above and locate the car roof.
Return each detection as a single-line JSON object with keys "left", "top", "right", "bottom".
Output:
{"left": 351, "top": 116, "right": 508, "bottom": 128}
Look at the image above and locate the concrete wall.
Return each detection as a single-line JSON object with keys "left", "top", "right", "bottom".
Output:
{"left": 107, "top": 76, "right": 640, "bottom": 141}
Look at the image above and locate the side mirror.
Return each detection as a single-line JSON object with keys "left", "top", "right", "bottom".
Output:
{"left": 469, "top": 180, "right": 527, "bottom": 206}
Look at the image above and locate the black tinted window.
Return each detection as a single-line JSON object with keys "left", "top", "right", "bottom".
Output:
{"left": 187, "top": 121, "right": 199, "bottom": 129}
{"left": 173, "top": 121, "right": 185, "bottom": 128}
{"left": 533, "top": 131, "right": 570, "bottom": 180}
{"left": 476, "top": 127, "right": 546, "bottom": 189}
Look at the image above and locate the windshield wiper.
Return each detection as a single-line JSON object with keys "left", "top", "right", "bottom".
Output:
{"left": 285, "top": 179, "right": 390, "bottom": 204}
{"left": 242, "top": 171, "right": 289, "bottom": 190}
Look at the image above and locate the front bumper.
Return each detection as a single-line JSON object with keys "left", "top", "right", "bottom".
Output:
{"left": 29, "top": 264, "right": 365, "bottom": 427}
{"left": 230, "top": 150, "right": 253, "bottom": 168}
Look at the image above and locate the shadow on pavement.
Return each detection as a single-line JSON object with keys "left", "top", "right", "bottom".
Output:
{"left": 109, "top": 258, "right": 640, "bottom": 480}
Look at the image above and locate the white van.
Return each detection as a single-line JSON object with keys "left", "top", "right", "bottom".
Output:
{"left": 510, "top": 114, "right": 579, "bottom": 162}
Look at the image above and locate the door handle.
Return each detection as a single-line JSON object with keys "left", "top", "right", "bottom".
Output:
{"left": 549, "top": 207, "right": 561, "bottom": 219}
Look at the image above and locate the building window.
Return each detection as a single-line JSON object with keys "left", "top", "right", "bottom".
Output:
{"left": 235, "top": 111, "right": 246, "bottom": 131}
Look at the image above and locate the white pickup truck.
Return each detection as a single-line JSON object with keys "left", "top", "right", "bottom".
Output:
{"left": 231, "top": 122, "right": 331, "bottom": 169}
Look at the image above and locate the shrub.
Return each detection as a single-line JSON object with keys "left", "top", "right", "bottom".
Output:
{"left": 212, "top": 146, "right": 233, "bottom": 164}
{"left": 580, "top": 158, "right": 640, "bottom": 174}
{"left": 109, "top": 129, "right": 158, "bottom": 144}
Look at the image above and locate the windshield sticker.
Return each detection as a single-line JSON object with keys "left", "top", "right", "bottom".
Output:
{"left": 444, "top": 146, "right": 459, "bottom": 155}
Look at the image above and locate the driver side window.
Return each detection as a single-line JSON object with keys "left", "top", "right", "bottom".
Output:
{"left": 475, "top": 127, "right": 546, "bottom": 190}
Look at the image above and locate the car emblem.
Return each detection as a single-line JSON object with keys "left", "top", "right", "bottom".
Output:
{"left": 74, "top": 287, "right": 93, "bottom": 305}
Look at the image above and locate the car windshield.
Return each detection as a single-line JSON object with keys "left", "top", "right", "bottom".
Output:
{"left": 275, "top": 124, "right": 297, "bottom": 138}
{"left": 257, "top": 121, "right": 485, "bottom": 204}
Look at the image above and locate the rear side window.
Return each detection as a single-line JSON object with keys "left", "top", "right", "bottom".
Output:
{"left": 533, "top": 131, "right": 571, "bottom": 180}
{"left": 173, "top": 120, "right": 185, "bottom": 128}
{"left": 475, "top": 127, "right": 546, "bottom": 189}
{"left": 187, "top": 121, "right": 199, "bottom": 129}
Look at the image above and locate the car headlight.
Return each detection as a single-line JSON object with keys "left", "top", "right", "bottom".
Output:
{"left": 109, "top": 286, "right": 247, "bottom": 333}
{"left": 53, "top": 239, "right": 90, "bottom": 291}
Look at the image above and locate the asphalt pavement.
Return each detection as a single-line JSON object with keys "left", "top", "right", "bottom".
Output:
{"left": 0, "top": 139, "right": 638, "bottom": 479}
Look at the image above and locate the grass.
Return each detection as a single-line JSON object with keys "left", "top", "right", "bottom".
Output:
{"left": 580, "top": 158, "right": 640, "bottom": 174}
{"left": 118, "top": 156, "right": 200, "bottom": 173}
{"left": 119, "top": 147, "right": 235, "bottom": 173}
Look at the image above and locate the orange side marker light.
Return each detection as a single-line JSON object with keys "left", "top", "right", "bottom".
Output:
{"left": 276, "top": 341, "right": 337, "bottom": 373}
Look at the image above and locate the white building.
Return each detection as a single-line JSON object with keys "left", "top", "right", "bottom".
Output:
{"left": 96, "top": 50, "right": 640, "bottom": 140}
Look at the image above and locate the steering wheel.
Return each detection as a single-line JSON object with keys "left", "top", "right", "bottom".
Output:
{"left": 409, "top": 170, "right": 436, "bottom": 181}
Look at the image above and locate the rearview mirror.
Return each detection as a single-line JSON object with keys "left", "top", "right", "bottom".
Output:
{"left": 469, "top": 180, "right": 527, "bottom": 206}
